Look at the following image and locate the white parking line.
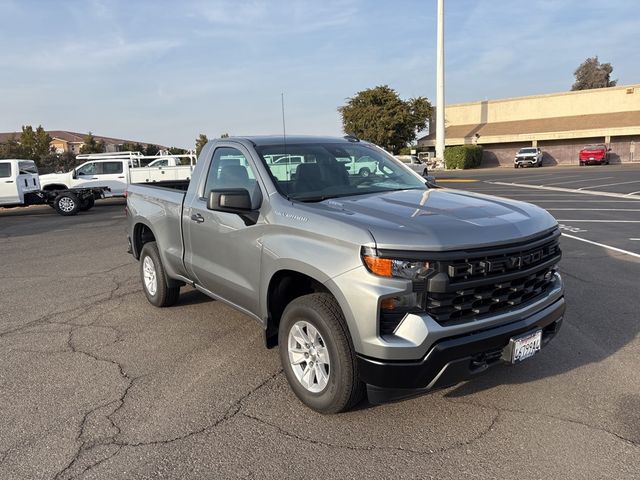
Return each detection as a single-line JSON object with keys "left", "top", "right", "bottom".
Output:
{"left": 630, "top": 238, "right": 640, "bottom": 241}
{"left": 562, "top": 233, "right": 640, "bottom": 259}
{"left": 556, "top": 220, "right": 640, "bottom": 223}
{"left": 577, "top": 179, "right": 640, "bottom": 190}
{"left": 489, "top": 181, "right": 640, "bottom": 200}
{"left": 545, "top": 176, "right": 614, "bottom": 186}
{"left": 546, "top": 208, "right": 640, "bottom": 211}
{"left": 532, "top": 200, "right": 640, "bottom": 203}
{"left": 627, "top": 191, "right": 640, "bottom": 196}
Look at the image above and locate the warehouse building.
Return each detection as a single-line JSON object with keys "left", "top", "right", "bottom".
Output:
{"left": 418, "top": 84, "right": 640, "bottom": 166}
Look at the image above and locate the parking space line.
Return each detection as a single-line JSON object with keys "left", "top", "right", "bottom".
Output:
{"left": 531, "top": 200, "right": 640, "bottom": 202}
{"left": 562, "top": 233, "right": 640, "bottom": 259}
{"left": 555, "top": 220, "right": 640, "bottom": 223}
{"left": 546, "top": 208, "right": 640, "bottom": 211}
{"left": 489, "top": 181, "right": 640, "bottom": 200}
{"left": 545, "top": 176, "right": 614, "bottom": 186}
{"left": 577, "top": 179, "right": 640, "bottom": 190}
{"left": 627, "top": 191, "right": 640, "bottom": 196}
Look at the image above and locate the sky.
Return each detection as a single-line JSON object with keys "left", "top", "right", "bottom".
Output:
{"left": 1, "top": 0, "right": 638, "bottom": 148}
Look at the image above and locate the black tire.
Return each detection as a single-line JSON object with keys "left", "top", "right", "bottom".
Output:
{"left": 53, "top": 192, "right": 80, "bottom": 216}
{"left": 278, "top": 293, "right": 365, "bottom": 413}
{"left": 514, "top": 164, "right": 519, "bottom": 169}
{"left": 579, "top": 162, "right": 584, "bottom": 166}
{"left": 359, "top": 168, "right": 371, "bottom": 177}
{"left": 139, "top": 241, "right": 180, "bottom": 307}
{"left": 79, "top": 196, "right": 95, "bottom": 211}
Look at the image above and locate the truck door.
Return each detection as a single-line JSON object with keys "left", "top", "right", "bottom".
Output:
{"left": 183, "top": 145, "right": 264, "bottom": 313}
{"left": 0, "top": 161, "right": 19, "bottom": 205}
{"left": 73, "top": 161, "right": 127, "bottom": 195}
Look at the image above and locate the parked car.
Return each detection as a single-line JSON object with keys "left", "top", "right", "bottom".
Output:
{"left": 0, "top": 159, "right": 108, "bottom": 215}
{"left": 579, "top": 145, "right": 610, "bottom": 166}
{"left": 395, "top": 155, "right": 430, "bottom": 176}
{"left": 126, "top": 135, "right": 564, "bottom": 413}
{"left": 514, "top": 147, "right": 543, "bottom": 168}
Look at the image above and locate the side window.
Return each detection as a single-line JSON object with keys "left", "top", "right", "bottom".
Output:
{"left": 76, "top": 162, "right": 96, "bottom": 176}
{"left": 0, "top": 162, "right": 11, "bottom": 178}
{"left": 101, "top": 162, "right": 124, "bottom": 175}
{"left": 203, "top": 147, "right": 259, "bottom": 202}
{"left": 155, "top": 160, "right": 169, "bottom": 167}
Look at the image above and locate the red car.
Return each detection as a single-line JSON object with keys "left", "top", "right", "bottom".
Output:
{"left": 579, "top": 145, "right": 610, "bottom": 166}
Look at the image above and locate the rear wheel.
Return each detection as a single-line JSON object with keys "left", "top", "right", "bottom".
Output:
{"left": 279, "top": 293, "right": 365, "bottom": 413}
{"left": 139, "top": 241, "right": 180, "bottom": 307}
{"left": 359, "top": 168, "right": 371, "bottom": 177}
{"left": 53, "top": 192, "right": 80, "bottom": 216}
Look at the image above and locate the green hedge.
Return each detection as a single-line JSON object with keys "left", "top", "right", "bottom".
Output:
{"left": 444, "top": 145, "right": 483, "bottom": 169}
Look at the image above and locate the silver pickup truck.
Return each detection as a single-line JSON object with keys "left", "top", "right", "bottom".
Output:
{"left": 126, "top": 135, "right": 565, "bottom": 413}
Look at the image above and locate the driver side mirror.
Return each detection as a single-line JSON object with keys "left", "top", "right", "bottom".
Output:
{"left": 207, "top": 188, "right": 252, "bottom": 212}
{"left": 72, "top": 170, "right": 78, "bottom": 179}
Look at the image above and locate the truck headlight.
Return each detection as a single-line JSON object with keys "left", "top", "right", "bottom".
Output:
{"left": 361, "top": 249, "right": 431, "bottom": 280}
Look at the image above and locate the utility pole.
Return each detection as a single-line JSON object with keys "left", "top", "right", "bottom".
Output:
{"left": 435, "top": 0, "right": 445, "bottom": 163}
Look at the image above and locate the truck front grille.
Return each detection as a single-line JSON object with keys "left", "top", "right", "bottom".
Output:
{"left": 426, "top": 266, "right": 555, "bottom": 324}
{"left": 425, "top": 230, "right": 561, "bottom": 326}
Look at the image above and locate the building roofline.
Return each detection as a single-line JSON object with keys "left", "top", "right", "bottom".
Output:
{"left": 445, "top": 83, "right": 640, "bottom": 109}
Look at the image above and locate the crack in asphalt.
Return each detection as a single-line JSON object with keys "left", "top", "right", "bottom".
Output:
{"left": 448, "top": 399, "right": 639, "bottom": 448}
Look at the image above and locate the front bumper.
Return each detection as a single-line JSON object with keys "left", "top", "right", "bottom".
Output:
{"left": 515, "top": 158, "right": 539, "bottom": 165}
{"left": 358, "top": 296, "right": 565, "bottom": 404}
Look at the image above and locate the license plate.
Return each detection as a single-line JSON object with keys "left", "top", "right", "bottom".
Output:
{"left": 589, "top": 157, "right": 594, "bottom": 160}
{"left": 506, "top": 330, "right": 542, "bottom": 363}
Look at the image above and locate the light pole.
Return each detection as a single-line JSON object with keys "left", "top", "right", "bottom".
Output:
{"left": 435, "top": 0, "right": 445, "bottom": 163}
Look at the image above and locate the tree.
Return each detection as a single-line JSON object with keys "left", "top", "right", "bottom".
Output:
{"left": 571, "top": 56, "right": 617, "bottom": 91}
{"left": 168, "top": 146, "right": 188, "bottom": 155}
{"left": 122, "top": 142, "right": 146, "bottom": 153}
{"left": 338, "top": 85, "right": 432, "bottom": 153}
{"left": 0, "top": 134, "right": 23, "bottom": 159}
{"left": 144, "top": 144, "right": 160, "bottom": 156}
{"left": 80, "top": 132, "right": 106, "bottom": 154}
{"left": 195, "top": 133, "right": 209, "bottom": 157}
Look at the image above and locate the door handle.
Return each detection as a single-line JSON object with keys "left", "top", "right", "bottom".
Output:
{"left": 118, "top": 176, "right": 125, "bottom": 179}
{"left": 4, "top": 180, "right": 13, "bottom": 183}
{"left": 191, "top": 213, "right": 205, "bottom": 223}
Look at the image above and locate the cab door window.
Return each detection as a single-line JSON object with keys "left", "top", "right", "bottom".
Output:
{"left": 76, "top": 162, "right": 97, "bottom": 176}
{"left": 203, "top": 147, "right": 260, "bottom": 207}
{"left": 0, "top": 162, "right": 11, "bottom": 178}
{"left": 100, "top": 161, "right": 124, "bottom": 175}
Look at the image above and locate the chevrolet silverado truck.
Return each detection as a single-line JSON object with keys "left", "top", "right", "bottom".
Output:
{"left": 126, "top": 135, "right": 565, "bottom": 413}
{"left": 514, "top": 147, "right": 543, "bottom": 168}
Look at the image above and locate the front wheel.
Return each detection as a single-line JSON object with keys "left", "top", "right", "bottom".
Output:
{"left": 139, "top": 241, "right": 180, "bottom": 307}
{"left": 359, "top": 168, "right": 371, "bottom": 177}
{"left": 53, "top": 192, "right": 80, "bottom": 216}
{"left": 279, "top": 293, "right": 365, "bottom": 413}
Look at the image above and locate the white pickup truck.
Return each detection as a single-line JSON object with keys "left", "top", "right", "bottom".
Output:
{"left": 0, "top": 159, "right": 109, "bottom": 215}
{"left": 39, "top": 152, "right": 196, "bottom": 197}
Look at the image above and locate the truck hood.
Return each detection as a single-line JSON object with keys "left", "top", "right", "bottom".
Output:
{"left": 311, "top": 188, "right": 557, "bottom": 251}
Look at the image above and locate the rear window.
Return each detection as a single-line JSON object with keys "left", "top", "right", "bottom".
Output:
{"left": 584, "top": 145, "right": 606, "bottom": 151}
{"left": 0, "top": 162, "right": 11, "bottom": 178}
{"left": 102, "top": 161, "right": 123, "bottom": 174}
{"left": 18, "top": 161, "right": 38, "bottom": 174}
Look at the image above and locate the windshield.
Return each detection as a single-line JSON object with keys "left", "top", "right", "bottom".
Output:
{"left": 519, "top": 148, "right": 537, "bottom": 154}
{"left": 256, "top": 142, "right": 427, "bottom": 202}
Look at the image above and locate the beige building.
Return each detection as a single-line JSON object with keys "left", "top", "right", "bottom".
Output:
{"left": 418, "top": 84, "right": 640, "bottom": 166}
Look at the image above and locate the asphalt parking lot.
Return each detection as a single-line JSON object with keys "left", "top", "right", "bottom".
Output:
{"left": 1, "top": 166, "right": 639, "bottom": 479}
